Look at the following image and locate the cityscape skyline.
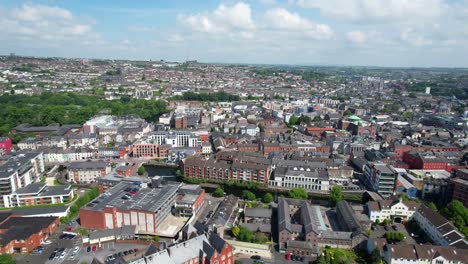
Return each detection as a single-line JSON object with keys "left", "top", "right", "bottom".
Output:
{"left": 1, "top": 0, "right": 467, "bottom": 67}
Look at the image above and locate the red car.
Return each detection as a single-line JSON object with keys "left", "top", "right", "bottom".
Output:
{"left": 66, "top": 227, "right": 72, "bottom": 231}
{"left": 92, "top": 245, "right": 97, "bottom": 252}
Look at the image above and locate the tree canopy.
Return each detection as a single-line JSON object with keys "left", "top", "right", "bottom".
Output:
{"left": 137, "top": 166, "right": 146, "bottom": 175}
{"left": 288, "top": 115, "right": 312, "bottom": 126}
{"left": 262, "top": 193, "right": 273, "bottom": 203}
{"left": 231, "top": 226, "right": 240, "bottom": 237}
{"left": 242, "top": 190, "right": 256, "bottom": 201}
{"left": 0, "top": 254, "right": 15, "bottom": 264}
{"left": 440, "top": 200, "right": 468, "bottom": 237}
{"left": 330, "top": 186, "right": 343, "bottom": 207}
{"left": 171, "top": 91, "right": 240, "bottom": 102}
{"left": 288, "top": 187, "right": 308, "bottom": 200}
{"left": 213, "top": 188, "right": 224, "bottom": 197}
{"left": 0, "top": 92, "right": 167, "bottom": 137}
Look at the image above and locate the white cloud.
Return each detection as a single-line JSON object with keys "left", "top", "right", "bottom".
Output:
{"left": 11, "top": 4, "right": 73, "bottom": 22}
{"left": 264, "top": 8, "right": 333, "bottom": 39}
{"left": 400, "top": 28, "right": 433, "bottom": 47}
{"left": 347, "top": 30, "right": 367, "bottom": 44}
{"left": 295, "top": 0, "right": 446, "bottom": 22}
{"left": 127, "top": 25, "right": 155, "bottom": 33}
{"left": 167, "top": 34, "right": 184, "bottom": 43}
{"left": 0, "top": 3, "right": 94, "bottom": 42}
{"left": 178, "top": 2, "right": 254, "bottom": 33}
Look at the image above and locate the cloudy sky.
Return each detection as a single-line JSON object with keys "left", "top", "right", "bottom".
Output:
{"left": 0, "top": 0, "right": 467, "bottom": 67}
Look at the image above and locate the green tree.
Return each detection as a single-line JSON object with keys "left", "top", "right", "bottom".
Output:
{"left": 262, "top": 193, "right": 273, "bottom": 203}
{"left": 76, "top": 227, "right": 89, "bottom": 236}
{"left": 153, "top": 235, "right": 160, "bottom": 242}
{"left": 440, "top": 200, "right": 468, "bottom": 237}
{"left": 137, "top": 166, "right": 146, "bottom": 175}
{"left": 427, "top": 202, "right": 437, "bottom": 211}
{"left": 213, "top": 188, "right": 224, "bottom": 197}
{"left": 343, "top": 110, "right": 352, "bottom": 116}
{"left": 231, "top": 226, "right": 240, "bottom": 237}
{"left": 288, "top": 116, "right": 299, "bottom": 126}
{"left": 0, "top": 254, "right": 15, "bottom": 264}
{"left": 330, "top": 186, "right": 343, "bottom": 206}
{"left": 370, "top": 248, "right": 382, "bottom": 264}
{"left": 383, "top": 219, "right": 391, "bottom": 226}
{"left": 242, "top": 190, "right": 256, "bottom": 200}
{"left": 314, "top": 255, "right": 327, "bottom": 264}
{"left": 288, "top": 187, "right": 308, "bottom": 200}
{"left": 402, "top": 112, "right": 413, "bottom": 119}
{"left": 234, "top": 261, "right": 243, "bottom": 264}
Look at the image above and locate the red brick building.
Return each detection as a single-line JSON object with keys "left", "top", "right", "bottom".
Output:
{"left": 305, "top": 127, "right": 335, "bottom": 137}
{"left": 174, "top": 185, "right": 206, "bottom": 217}
{"left": 402, "top": 151, "right": 448, "bottom": 170}
{"left": 183, "top": 153, "right": 272, "bottom": 184}
{"left": 132, "top": 143, "right": 159, "bottom": 158}
{"left": 262, "top": 142, "right": 298, "bottom": 155}
{"left": 452, "top": 169, "right": 468, "bottom": 207}
{"left": 174, "top": 115, "right": 188, "bottom": 129}
{"left": 237, "top": 143, "right": 259, "bottom": 152}
{"left": 0, "top": 214, "right": 59, "bottom": 254}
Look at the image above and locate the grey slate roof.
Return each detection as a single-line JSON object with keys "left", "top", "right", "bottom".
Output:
{"left": 244, "top": 208, "right": 272, "bottom": 218}
{"left": 11, "top": 206, "right": 69, "bottom": 216}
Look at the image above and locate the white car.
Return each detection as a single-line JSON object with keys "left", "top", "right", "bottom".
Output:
{"left": 59, "top": 251, "right": 66, "bottom": 259}
{"left": 42, "top": 240, "right": 52, "bottom": 245}
{"left": 73, "top": 246, "right": 80, "bottom": 254}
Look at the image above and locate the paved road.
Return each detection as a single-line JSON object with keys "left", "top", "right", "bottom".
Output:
{"left": 192, "top": 193, "right": 223, "bottom": 225}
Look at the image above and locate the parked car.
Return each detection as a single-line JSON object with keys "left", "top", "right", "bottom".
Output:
{"left": 86, "top": 246, "right": 91, "bottom": 253}
{"left": 251, "top": 255, "right": 261, "bottom": 260}
{"left": 48, "top": 253, "right": 56, "bottom": 260}
{"left": 384, "top": 225, "right": 389, "bottom": 231}
{"left": 59, "top": 251, "right": 66, "bottom": 259}
{"left": 392, "top": 225, "right": 398, "bottom": 231}
{"left": 92, "top": 245, "right": 97, "bottom": 252}
{"left": 41, "top": 240, "right": 52, "bottom": 245}
{"left": 73, "top": 246, "right": 80, "bottom": 254}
